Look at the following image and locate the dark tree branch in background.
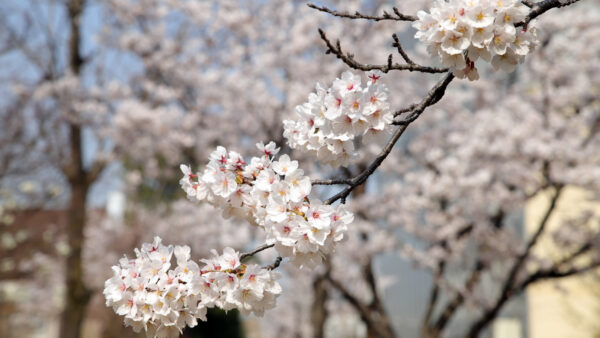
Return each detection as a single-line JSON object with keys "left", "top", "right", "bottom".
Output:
{"left": 465, "top": 257, "right": 600, "bottom": 338}
{"left": 423, "top": 206, "right": 497, "bottom": 337}
{"left": 463, "top": 185, "right": 563, "bottom": 338}
{"left": 523, "top": 260, "right": 600, "bottom": 284}
{"left": 307, "top": 3, "right": 417, "bottom": 22}
{"left": 86, "top": 159, "right": 107, "bottom": 185}
{"left": 317, "top": 29, "right": 448, "bottom": 74}
{"left": 311, "top": 273, "right": 329, "bottom": 338}
{"left": 422, "top": 262, "right": 445, "bottom": 338}
{"left": 433, "top": 260, "right": 485, "bottom": 334}
{"left": 362, "top": 255, "right": 397, "bottom": 337}
{"left": 326, "top": 274, "right": 396, "bottom": 338}
{"left": 556, "top": 241, "right": 594, "bottom": 267}
{"left": 500, "top": 185, "right": 563, "bottom": 299}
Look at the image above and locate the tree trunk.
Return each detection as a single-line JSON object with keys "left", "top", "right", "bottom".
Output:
{"left": 59, "top": 176, "right": 90, "bottom": 338}
{"left": 311, "top": 274, "right": 329, "bottom": 338}
{"left": 59, "top": 1, "right": 88, "bottom": 336}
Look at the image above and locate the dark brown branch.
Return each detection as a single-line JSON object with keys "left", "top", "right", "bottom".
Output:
{"left": 364, "top": 260, "right": 379, "bottom": 309}
{"left": 517, "top": 0, "right": 582, "bottom": 26}
{"left": 318, "top": 29, "right": 448, "bottom": 74}
{"left": 86, "top": 159, "right": 107, "bottom": 184}
{"left": 307, "top": 3, "right": 416, "bottom": 22}
{"left": 464, "top": 258, "right": 600, "bottom": 338}
{"left": 522, "top": 0, "right": 535, "bottom": 7}
{"left": 432, "top": 260, "right": 485, "bottom": 333}
{"left": 523, "top": 260, "right": 600, "bottom": 283}
{"left": 311, "top": 178, "right": 352, "bottom": 186}
{"left": 363, "top": 259, "right": 397, "bottom": 337}
{"left": 501, "top": 185, "right": 563, "bottom": 294}
{"left": 556, "top": 241, "right": 593, "bottom": 267}
{"left": 240, "top": 243, "right": 275, "bottom": 261}
{"left": 426, "top": 212, "right": 500, "bottom": 335}
{"left": 311, "top": 274, "right": 329, "bottom": 338}
{"left": 393, "top": 73, "right": 455, "bottom": 126}
{"left": 325, "top": 73, "right": 454, "bottom": 205}
{"left": 324, "top": 124, "right": 405, "bottom": 205}
{"left": 422, "top": 262, "right": 445, "bottom": 337}
{"left": 265, "top": 256, "right": 282, "bottom": 270}
{"left": 326, "top": 274, "right": 395, "bottom": 338}
{"left": 392, "top": 33, "right": 415, "bottom": 65}
{"left": 394, "top": 103, "right": 419, "bottom": 117}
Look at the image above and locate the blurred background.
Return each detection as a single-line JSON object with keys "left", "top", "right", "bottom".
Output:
{"left": 1, "top": 0, "right": 600, "bottom": 338}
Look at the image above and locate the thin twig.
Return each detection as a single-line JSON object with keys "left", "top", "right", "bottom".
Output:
{"left": 394, "top": 103, "right": 419, "bottom": 117}
{"left": 318, "top": 29, "right": 448, "bottom": 74}
{"left": 240, "top": 243, "right": 275, "bottom": 261}
{"left": 265, "top": 256, "right": 283, "bottom": 270}
{"left": 433, "top": 260, "right": 484, "bottom": 333}
{"left": 307, "top": 3, "right": 416, "bottom": 22}
{"left": 517, "top": 0, "right": 582, "bottom": 27}
{"left": 501, "top": 185, "right": 563, "bottom": 292}
{"left": 392, "top": 33, "right": 415, "bottom": 65}
{"left": 463, "top": 185, "right": 563, "bottom": 338}
{"left": 422, "top": 262, "right": 445, "bottom": 337}
{"left": 326, "top": 274, "right": 395, "bottom": 338}
{"left": 463, "top": 258, "right": 600, "bottom": 338}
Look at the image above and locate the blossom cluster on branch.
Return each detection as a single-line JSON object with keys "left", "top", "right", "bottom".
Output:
{"left": 413, "top": 0, "right": 538, "bottom": 80}
{"left": 179, "top": 142, "right": 353, "bottom": 268}
{"left": 283, "top": 71, "right": 393, "bottom": 167}
{"left": 104, "top": 237, "right": 281, "bottom": 338}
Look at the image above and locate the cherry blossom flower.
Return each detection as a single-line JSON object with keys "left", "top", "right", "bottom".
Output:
{"left": 413, "top": 0, "right": 538, "bottom": 80}
{"left": 283, "top": 71, "right": 394, "bottom": 166}
{"left": 105, "top": 238, "right": 281, "bottom": 338}
{"left": 177, "top": 142, "right": 353, "bottom": 268}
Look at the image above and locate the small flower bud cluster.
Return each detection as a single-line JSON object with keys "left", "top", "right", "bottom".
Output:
{"left": 104, "top": 237, "right": 281, "bottom": 338}
{"left": 283, "top": 71, "right": 393, "bottom": 167}
{"left": 413, "top": 0, "right": 539, "bottom": 80}
{"left": 179, "top": 142, "right": 353, "bottom": 268}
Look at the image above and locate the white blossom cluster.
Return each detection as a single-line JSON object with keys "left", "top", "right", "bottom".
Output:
{"left": 413, "top": 0, "right": 539, "bottom": 80}
{"left": 283, "top": 71, "right": 394, "bottom": 167}
{"left": 104, "top": 237, "right": 281, "bottom": 338}
{"left": 179, "top": 142, "right": 353, "bottom": 268}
